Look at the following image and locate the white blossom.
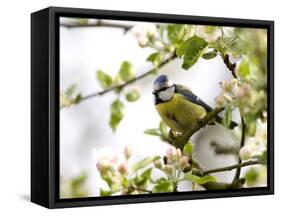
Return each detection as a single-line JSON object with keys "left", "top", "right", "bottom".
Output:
{"left": 131, "top": 23, "right": 157, "bottom": 47}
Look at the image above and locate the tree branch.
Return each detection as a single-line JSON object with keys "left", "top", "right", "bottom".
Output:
{"left": 186, "top": 159, "right": 260, "bottom": 190}
{"left": 80, "top": 54, "right": 177, "bottom": 102}
{"left": 232, "top": 114, "right": 246, "bottom": 183}
{"left": 60, "top": 20, "right": 132, "bottom": 32}
{"left": 202, "top": 159, "right": 259, "bottom": 176}
{"left": 222, "top": 54, "right": 237, "bottom": 78}
{"left": 220, "top": 53, "right": 247, "bottom": 183}
{"left": 202, "top": 178, "right": 245, "bottom": 190}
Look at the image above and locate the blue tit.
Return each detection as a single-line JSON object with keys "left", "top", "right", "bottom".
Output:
{"left": 152, "top": 75, "right": 237, "bottom": 134}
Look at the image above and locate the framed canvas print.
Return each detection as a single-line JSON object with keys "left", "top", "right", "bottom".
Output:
{"left": 31, "top": 6, "right": 274, "bottom": 208}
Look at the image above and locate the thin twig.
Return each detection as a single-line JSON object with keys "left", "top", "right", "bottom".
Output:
{"left": 60, "top": 20, "right": 132, "bottom": 32}
{"left": 220, "top": 53, "right": 245, "bottom": 183}
{"left": 202, "top": 159, "right": 259, "bottom": 175}
{"left": 80, "top": 54, "right": 177, "bottom": 102}
{"left": 222, "top": 54, "right": 237, "bottom": 78}
{"left": 232, "top": 114, "right": 246, "bottom": 183}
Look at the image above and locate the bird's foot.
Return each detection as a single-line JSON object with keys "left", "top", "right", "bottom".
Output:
{"left": 168, "top": 130, "right": 182, "bottom": 139}
{"left": 168, "top": 130, "right": 187, "bottom": 149}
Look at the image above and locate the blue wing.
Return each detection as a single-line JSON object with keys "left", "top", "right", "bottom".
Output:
{"left": 175, "top": 84, "right": 213, "bottom": 112}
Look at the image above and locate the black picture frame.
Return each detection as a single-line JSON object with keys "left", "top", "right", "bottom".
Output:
{"left": 31, "top": 6, "right": 274, "bottom": 209}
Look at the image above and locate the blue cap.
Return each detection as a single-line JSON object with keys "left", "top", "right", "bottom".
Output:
{"left": 153, "top": 75, "right": 169, "bottom": 90}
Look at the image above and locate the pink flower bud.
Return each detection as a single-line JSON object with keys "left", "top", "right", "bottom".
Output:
{"left": 166, "top": 158, "right": 172, "bottom": 164}
{"left": 222, "top": 92, "right": 233, "bottom": 102}
{"left": 118, "top": 162, "right": 129, "bottom": 175}
{"left": 176, "top": 148, "right": 182, "bottom": 158}
{"left": 230, "top": 79, "right": 238, "bottom": 87}
{"left": 219, "top": 80, "right": 228, "bottom": 90}
{"left": 110, "top": 156, "right": 118, "bottom": 164}
{"left": 96, "top": 160, "right": 111, "bottom": 174}
{"left": 163, "top": 164, "right": 173, "bottom": 174}
{"left": 96, "top": 161, "right": 102, "bottom": 171}
{"left": 138, "top": 36, "right": 148, "bottom": 48}
{"left": 215, "top": 93, "right": 225, "bottom": 107}
{"left": 124, "top": 145, "right": 132, "bottom": 159}
{"left": 234, "top": 87, "right": 245, "bottom": 100}
{"left": 166, "top": 146, "right": 177, "bottom": 159}
{"left": 146, "top": 24, "right": 157, "bottom": 38}
{"left": 239, "top": 145, "right": 253, "bottom": 161}
{"left": 220, "top": 79, "right": 238, "bottom": 92}
{"left": 179, "top": 156, "right": 189, "bottom": 169}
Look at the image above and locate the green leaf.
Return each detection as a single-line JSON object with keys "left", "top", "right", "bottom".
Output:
{"left": 125, "top": 88, "right": 140, "bottom": 102}
{"left": 245, "top": 168, "right": 259, "bottom": 186}
{"left": 65, "top": 84, "right": 77, "bottom": 97}
{"left": 153, "top": 177, "right": 168, "bottom": 184}
{"left": 181, "top": 36, "right": 208, "bottom": 70}
{"left": 159, "top": 121, "right": 168, "bottom": 137}
{"left": 238, "top": 57, "right": 250, "bottom": 77}
{"left": 176, "top": 41, "right": 188, "bottom": 57}
{"left": 159, "top": 24, "right": 166, "bottom": 38}
{"left": 121, "top": 177, "right": 130, "bottom": 188}
{"left": 118, "top": 61, "right": 135, "bottom": 82}
{"left": 202, "top": 51, "right": 217, "bottom": 60}
{"left": 152, "top": 181, "right": 174, "bottom": 193}
{"left": 132, "top": 156, "right": 161, "bottom": 172}
{"left": 144, "top": 128, "right": 161, "bottom": 136}
{"left": 183, "top": 141, "right": 193, "bottom": 156}
{"left": 101, "top": 173, "right": 114, "bottom": 187}
{"left": 97, "top": 70, "right": 113, "bottom": 89}
{"left": 133, "top": 168, "right": 152, "bottom": 188}
{"left": 61, "top": 84, "right": 83, "bottom": 109}
{"left": 100, "top": 188, "right": 112, "bottom": 196}
{"left": 74, "top": 94, "right": 82, "bottom": 104}
{"left": 167, "top": 24, "right": 186, "bottom": 45}
{"left": 246, "top": 121, "right": 256, "bottom": 136}
{"left": 176, "top": 36, "right": 207, "bottom": 57}
{"left": 71, "top": 172, "right": 87, "bottom": 189}
{"left": 223, "top": 105, "right": 233, "bottom": 129}
{"left": 259, "top": 151, "right": 267, "bottom": 164}
{"left": 147, "top": 52, "right": 163, "bottom": 67}
{"left": 110, "top": 183, "right": 120, "bottom": 193}
{"left": 185, "top": 171, "right": 217, "bottom": 184}
{"left": 109, "top": 99, "right": 124, "bottom": 132}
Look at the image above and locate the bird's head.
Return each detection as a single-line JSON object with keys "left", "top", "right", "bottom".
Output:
{"left": 153, "top": 75, "right": 175, "bottom": 102}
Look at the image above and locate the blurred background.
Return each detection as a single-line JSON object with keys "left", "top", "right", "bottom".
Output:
{"left": 59, "top": 18, "right": 266, "bottom": 198}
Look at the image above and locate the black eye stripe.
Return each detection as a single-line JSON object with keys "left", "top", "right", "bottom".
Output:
{"left": 158, "top": 85, "right": 175, "bottom": 92}
{"left": 159, "top": 86, "right": 169, "bottom": 91}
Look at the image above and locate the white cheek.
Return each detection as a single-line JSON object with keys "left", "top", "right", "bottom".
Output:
{"left": 159, "top": 87, "right": 175, "bottom": 101}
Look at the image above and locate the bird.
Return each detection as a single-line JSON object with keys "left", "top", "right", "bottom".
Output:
{"left": 152, "top": 75, "right": 237, "bottom": 134}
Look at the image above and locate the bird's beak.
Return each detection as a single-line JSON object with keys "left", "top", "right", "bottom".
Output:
{"left": 152, "top": 90, "right": 157, "bottom": 95}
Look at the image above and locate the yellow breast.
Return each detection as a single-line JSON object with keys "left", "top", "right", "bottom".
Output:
{"left": 155, "top": 93, "right": 207, "bottom": 133}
